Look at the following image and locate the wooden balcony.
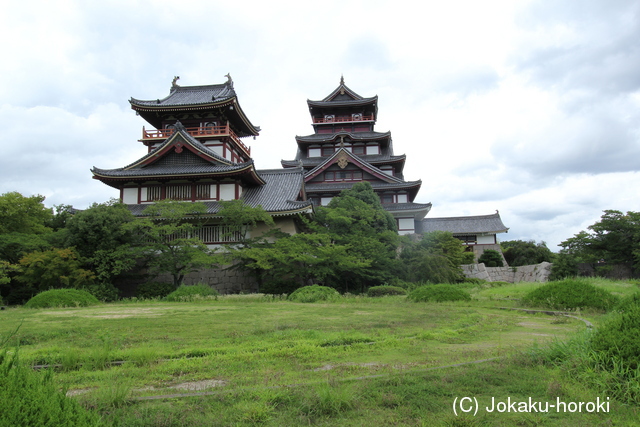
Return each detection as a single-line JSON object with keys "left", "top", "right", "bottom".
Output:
{"left": 312, "top": 114, "right": 374, "bottom": 124}
{"left": 140, "top": 125, "right": 251, "bottom": 156}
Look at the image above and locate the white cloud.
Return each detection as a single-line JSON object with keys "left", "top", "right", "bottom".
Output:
{"left": 0, "top": 0, "right": 638, "bottom": 251}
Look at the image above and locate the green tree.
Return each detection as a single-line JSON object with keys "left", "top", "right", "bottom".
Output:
{"left": 131, "top": 200, "right": 216, "bottom": 287}
{"left": 400, "top": 231, "right": 472, "bottom": 283}
{"left": 217, "top": 199, "right": 275, "bottom": 245}
{"left": 478, "top": 249, "right": 504, "bottom": 267}
{"left": 0, "top": 192, "right": 53, "bottom": 235}
{"left": 64, "top": 200, "right": 139, "bottom": 290}
{"left": 235, "top": 232, "right": 370, "bottom": 289}
{"left": 16, "top": 248, "right": 95, "bottom": 291}
{"left": 501, "top": 240, "right": 554, "bottom": 266}
{"left": 313, "top": 182, "right": 400, "bottom": 291}
{"left": 558, "top": 210, "right": 640, "bottom": 270}
{"left": 0, "top": 233, "right": 51, "bottom": 264}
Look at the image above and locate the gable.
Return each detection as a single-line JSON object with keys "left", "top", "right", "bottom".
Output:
{"left": 144, "top": 149, "right": 219, "bottom": 169}
{"left": 304, "top": 148, "right": 403, "bottom": 184}
{"left": 125, "top": 130, "right": 232, "bottom": 170}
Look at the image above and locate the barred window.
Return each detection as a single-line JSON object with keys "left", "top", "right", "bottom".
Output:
{"left": 146, "top": 186, "right": 162, "bottom": 201}
{"left": 166, "top": 185, "right": 192, "bottom": 200}
{"left": 196, "top": 184, "right": 212, "bottom": 200}
{"left": 195, "top": 225, "right": 244, "bottom": 243}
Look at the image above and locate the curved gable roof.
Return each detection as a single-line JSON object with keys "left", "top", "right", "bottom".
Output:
{"left": 421, "top": 212, "right": 509, "bottom": 235}
{"left": 305, "top": 148, "right": 405, "bottom": 184}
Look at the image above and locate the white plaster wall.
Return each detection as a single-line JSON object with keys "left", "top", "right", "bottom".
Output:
{"left": 477, "top": 235, "right": 495, "bottom": 244}
{"left": 219, "top": 184, "right": 235, "bottom": 200}
{"left": 398, "top": 218, "right": 414, "bottom": 231}
{"left": 123, "top": 188, "right": 138, "bottom": 204}
{"left": 308, "top": 148, "right": 321, "bottom": 157}
{"left": 321, "top": 197, "right": 333, "bottom": 206}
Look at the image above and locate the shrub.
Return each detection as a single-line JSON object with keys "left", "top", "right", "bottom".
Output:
{"left": 288, "top": 285, "right": 340, "bottom": 303}
{"left": 520, "top": 279, "right": 618, "bottom": 311}
{"left": 407, "top": 284, "right": 472, "bottom": 303}
{"left": 83, "top": 282, "right": 120, "bottom": 302}
{"left": 24, "top": 289, "right": 100, "bottom": 308}
{"left": 549, "top": 252, "right": 579, "bottom": 280}
{"left": 478, "top": 249, "right": 504, "bottom": 267}
{"left": 614, "top": 293, "right": 640, "bottom": 313}
{"left": 367, "top": 285, "right": 407, "bottom": 297}
{"left": 136, "top": 282, "right": 176, "bottom": 299}
{"left": 164, "top": 284, "right": 219, "bottom": 302}
{"left": 591, "top": 304, "right": 640, "bottom": 369}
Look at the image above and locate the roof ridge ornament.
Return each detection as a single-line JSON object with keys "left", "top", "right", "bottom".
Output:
{"left": 224, "top": 73, "right": 234, "bottom": 88}
{"left": 173, "top": 121, "right": 186, "bottom": 132}
{"left": 340, "top": 75, "right": 345, "bottom": 95}
{"left": 170, "top": 76, "right": 180, "bottom": 93}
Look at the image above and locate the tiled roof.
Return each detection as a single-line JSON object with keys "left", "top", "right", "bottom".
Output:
{"left": 282, "top": 153, "right": 405, "bottom": 167}
{"left": 295, "top": 131, "right": 391, "bottom": 143}
{"left": 306, "top": 180, "right": 422, "bottom": 192}
{"left": 307, "top": 81, "right": 378, "bottom": 107}
{"left": 419, "top": 212, "right": 509, "bottom": 235}
{"left": 126, "top": 124, "right": 232, "bottom": 168}
{"left": 382, "top": 202, "right": 433, "bottom": 211}
{"left": 92, "top": 162, "right": 254, "bottom": 179}
{"left": 129, "top": 79, "right": 260, "bottom": 136}
{"left": 304, "top": 148, "right": 405, "bottom": 184}
{"left": 125, "top": 167, "right": 313, "bottom": 217}
{"left": 382, "top": 202, "right": 433, "bottom": 220}
{"left": 92, "top": 124, "right": 264, "bottom": 185}
{"left": 130, "top": 83, "right": 235, "bottom": 108}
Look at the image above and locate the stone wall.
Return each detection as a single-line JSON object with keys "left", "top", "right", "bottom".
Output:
{"left": 154, "top": 266, "right": 258, "bottom": 294}
{"left": 462, "top": 262, "right": 552, "bottom": 283}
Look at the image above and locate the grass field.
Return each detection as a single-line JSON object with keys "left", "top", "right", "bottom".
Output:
{"left": 1, "top": 279, "right": 639, "bottom": 426}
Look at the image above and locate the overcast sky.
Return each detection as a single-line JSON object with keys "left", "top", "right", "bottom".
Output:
{"left": 1, "top": 0, "right": 639, "bottom": 250}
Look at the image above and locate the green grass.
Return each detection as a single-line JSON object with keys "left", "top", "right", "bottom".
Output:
{"left": 1, "top": 279, "right": 639, "bottom": 425}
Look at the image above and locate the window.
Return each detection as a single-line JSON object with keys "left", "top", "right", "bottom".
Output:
{"left": 380, "top": 193, "right": 408, "bottom": 204}
{"left": 196, "top": 184, "right": 212, "bottom": 200}
{"left": 325, "top": 171, "right": 362, "bottom": 182}
{"left": 166, "top": 185, "right": 192, "bottom": 200}
{"left": 352, "top": 113, "right": 363, "bottom": 120}
{"left": 308, "top": 147, "right": 322, "bottom": 157}
{"left": 322, "top": 146, "right": 335, "bottom": 156}
{"left": 196, "top": 225, "right": 244, "bottom": 244}
{"left": 366, "top": 144, "right": 379, "bottom": 155}
{"left": 455, "top": 235, "right": 477, "bottom": 245}
{"left": 324, "top": 115, "right": 335, "bottom": 122}
{"left": 146, "top": 186, "right": 162, "bottom": 202}
{"left": 352, "top": 145, "right": 366, "bottom": 155}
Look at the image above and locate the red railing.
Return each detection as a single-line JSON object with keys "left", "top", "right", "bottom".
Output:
{"left": 312, "top": 114, "right": 374, "bottom": 124}
{"left": 141, "top": 125, "right": 251, "bottom": 156}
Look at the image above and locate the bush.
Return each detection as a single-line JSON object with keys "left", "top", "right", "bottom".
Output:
{"left": 367, "top": 285, "right": 407, "bottom": 297}
{"left": 83, "top": 282, "right": 120, "bottom": 302}
{"left": 614, "top": 293, "right": 640, "bottom": 313}
{"left": 164, "top": 284, "right": 219, "bottom": 302}
{"left": 24, "top": 289, "right": 100, "bottom": 309}
{"left": 478, "top": 249, "right": 504, "bottom": 267}
{"left": 407, "top": 284, "right": 472, "bottom": 303}
{"left": 591, "top": 304, "right": 640, "bottom": 369}
{"left": 136, "top": 282, "right": 176, "bottom": 299}
{"left": 520, "top": 279, "right": 619, "bottom": 311}
{"left": 288, "top": 285, "right": 340, "bottom": 303}
{"left": 549, "top": 252, "right": 579, "bottom": 280}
